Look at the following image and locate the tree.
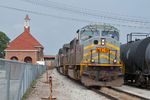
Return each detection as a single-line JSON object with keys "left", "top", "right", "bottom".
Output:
{"left": 0, "top": 31, "right": 10, "bottom": 58}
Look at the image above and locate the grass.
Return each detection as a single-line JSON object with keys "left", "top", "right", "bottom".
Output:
{"left": 49, "top": 66, "right": 56, "bottom": 70}
{"left": 21, "top": 75, "right": 43, "bottom": 100}
{"left": 38, "top": 75, "right": 43, "bottom": 79}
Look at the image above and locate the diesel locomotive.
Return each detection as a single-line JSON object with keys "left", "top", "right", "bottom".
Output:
{"left": 56, "top": 24, "right": 123, "bottom": 86}
{"left": 121, "top": 33, "right": 150, "bottom": 87}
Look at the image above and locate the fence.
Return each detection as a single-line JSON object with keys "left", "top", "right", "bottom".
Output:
{"left": 0, "top": 59, "right": 47, "bottom": 100}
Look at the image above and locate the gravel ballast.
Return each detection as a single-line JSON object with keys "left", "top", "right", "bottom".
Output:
{"left": 26, "top": 69, "right": 109, "bottom": 100}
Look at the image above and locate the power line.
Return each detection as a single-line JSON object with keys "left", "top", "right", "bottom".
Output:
{"left": 22, "top": 0, "right": 150, "bottom": 24}
{"left": 0, "top": 5, "right": 93, "bottom": 23}
{"left": 44, "top": 0, "right": 150, "bottom": 21}
{"left": 0, "top": 4, "right": 150, "bottom": 29}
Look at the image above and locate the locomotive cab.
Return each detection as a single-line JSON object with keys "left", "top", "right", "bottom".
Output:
{"left": 78, "top": 25, "right": 121, "bottom": 65}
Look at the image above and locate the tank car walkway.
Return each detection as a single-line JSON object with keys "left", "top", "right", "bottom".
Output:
{"left": 26, "top": 69, "right": 109, "bottom": 100}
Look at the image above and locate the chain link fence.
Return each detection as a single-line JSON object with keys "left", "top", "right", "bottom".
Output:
{"left": 0, "top": 59, "right": 47, "bottom": 100}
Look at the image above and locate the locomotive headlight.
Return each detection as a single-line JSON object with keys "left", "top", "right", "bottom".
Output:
{"left": 101, "top": 38, "right": 106, "bottom": 46}
{"left": 91, "top": 59, "right": 95, "bottom": 63}
{"left": 102, "top": 42, "right": 105, "bottom": 45}
{"left": 113, "top": 59, "right": 117, "bottom": 63}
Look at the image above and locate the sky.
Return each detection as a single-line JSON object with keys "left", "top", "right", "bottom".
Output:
{"left": 0, "top": 0, "right": 150, "bottom": 55}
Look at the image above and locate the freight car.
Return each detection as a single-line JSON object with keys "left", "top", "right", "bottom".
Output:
{"left": 121, "top": 33, "right": 150, "bottom": 87}
{"left": 56, "top": 24, "right": 123, "bottom": 86}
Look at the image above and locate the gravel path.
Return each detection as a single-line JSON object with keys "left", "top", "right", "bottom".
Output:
{"left": 26, "top": 69, "right": 109, "bottom": 100}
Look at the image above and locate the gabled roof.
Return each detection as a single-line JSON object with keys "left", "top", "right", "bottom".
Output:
{"left": 5, "top": 31, "right": 43, "bottom": 51}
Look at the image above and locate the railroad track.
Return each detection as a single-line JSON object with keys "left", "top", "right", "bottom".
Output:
{"left": 91, "top": 87, "right": 150, "bottom": 100}
{"left": 91, "top": 88, "right": 119, "bottom": 100}
{"left": 57, "top": 70, "right": 150, "bottom": 100}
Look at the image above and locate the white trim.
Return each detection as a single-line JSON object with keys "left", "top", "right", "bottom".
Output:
{"left": 5, "top": 50, "right": 38, "bottom": 52}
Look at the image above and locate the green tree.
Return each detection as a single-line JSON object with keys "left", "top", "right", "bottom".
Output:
{"left": 0, "top": 31, "right": 10, "bottom": 58}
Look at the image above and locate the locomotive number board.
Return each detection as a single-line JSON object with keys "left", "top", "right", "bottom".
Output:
{"left": 96, "top": 47, "right": 109, "bottom": 53}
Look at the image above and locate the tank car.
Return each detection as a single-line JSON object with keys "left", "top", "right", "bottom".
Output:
{"left": 121, "top": 33, "right": 150, "bottom": 87}
{"left": 56, "top": 24, "right": 123, "bottom": 86}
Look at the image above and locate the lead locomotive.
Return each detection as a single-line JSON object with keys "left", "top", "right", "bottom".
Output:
{"left": 56, "top": 24, "right": 123, "bottom": 86}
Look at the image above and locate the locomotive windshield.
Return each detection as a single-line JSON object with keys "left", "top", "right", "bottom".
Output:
{"left": 81, "top": 30, "right": 99, "bottom": 41}
{"left": 102, "top": 31, "right": 119, "bottom": 40}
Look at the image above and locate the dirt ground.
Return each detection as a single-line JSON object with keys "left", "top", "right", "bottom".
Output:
{"left": 26, "top": 69, "right": 108, "bottom": 100}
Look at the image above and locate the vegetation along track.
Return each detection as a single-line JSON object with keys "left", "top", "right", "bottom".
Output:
{"left": 91, "top": 87, "right": 150, "bottom": 100}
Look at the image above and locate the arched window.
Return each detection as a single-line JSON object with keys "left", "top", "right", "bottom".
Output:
{"left": 24, "top": 56, "right": 32, "bottom": 63}
{"left": 10, "top": 56, "right": 18, "bottom": 60}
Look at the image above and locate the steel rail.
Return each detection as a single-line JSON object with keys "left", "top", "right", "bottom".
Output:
{"left": 91, "top": 88, "right": 119, "bottom": 100}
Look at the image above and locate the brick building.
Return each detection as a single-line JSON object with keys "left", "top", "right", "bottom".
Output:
{"left": 44, "top": 55, "right": 56, "bottom": 68}
{"left": 5, "top": 14, "right": 44, "bottom": 64}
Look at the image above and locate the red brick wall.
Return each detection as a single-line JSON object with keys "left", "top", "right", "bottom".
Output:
{"left": 5, "top": 51, "right": 43, "bottom": 64}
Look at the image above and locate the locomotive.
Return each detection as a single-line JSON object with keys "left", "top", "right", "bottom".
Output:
{"left": 121, "top": 33, "right": 150, "bottom": 87}
{"left": 56, "top": 24, "right": 123, "bottom": 86}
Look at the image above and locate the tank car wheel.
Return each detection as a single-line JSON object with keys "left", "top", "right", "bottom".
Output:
{"left": 135, "top": 74, "right": 145, "bottom": 87}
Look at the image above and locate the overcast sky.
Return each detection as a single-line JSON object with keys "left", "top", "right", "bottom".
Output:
{"left": 0, "top": 0, "right": 150, "bottom": 55}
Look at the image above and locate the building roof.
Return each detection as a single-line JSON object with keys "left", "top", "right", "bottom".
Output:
{"left": 5, "top": 31, "right": 43, "bottom": 51}
{"left": 5, "top": 14, "right": 43, "bottom": 51}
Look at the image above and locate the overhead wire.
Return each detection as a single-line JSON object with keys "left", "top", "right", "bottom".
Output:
{"left": 22, "top": 0, "right": 150, "bottom": 24}
{"left": 44, "top": 0, "right": 150, "bottom": 21}
{"left": 0, "top": 4, "right": 150, "bottom": 29}
{"left": 0, "top": 4, "right": 93, "bottom": 23}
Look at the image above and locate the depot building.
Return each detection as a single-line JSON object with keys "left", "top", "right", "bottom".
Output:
{"left": 5, "top": 14, "right": 44, "bottom": 64}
